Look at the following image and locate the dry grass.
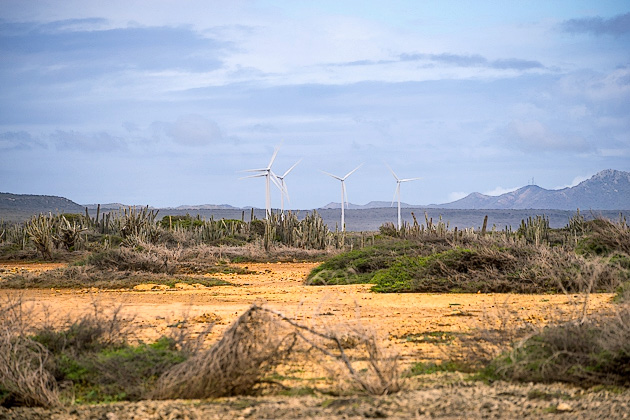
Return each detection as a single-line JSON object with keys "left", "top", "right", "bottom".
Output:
{"left": 0, "top": 294, "right": 60, "bottom": 408}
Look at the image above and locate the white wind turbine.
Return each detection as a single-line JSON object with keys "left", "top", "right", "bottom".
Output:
{"left": 322, "top": 165, "right": 362, "bottom": 232}
{"left": 273, "top": 159, "right": 302, "bottom": 215}
{"left": 388, "top": 165, "right": 421, "bottom": 230}
{"left": 240, "top": 148, "right": 281, "bottom": 219}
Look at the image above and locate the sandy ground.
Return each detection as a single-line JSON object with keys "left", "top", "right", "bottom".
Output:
{"left": 1, "top": 261, "right": 627, "bottom": 419}
{"left": 0, "top": 261, "right": 616, "bottom": 364}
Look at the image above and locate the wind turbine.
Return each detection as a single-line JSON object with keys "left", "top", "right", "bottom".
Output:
{"left": 240, "top": 148, "right": 281, "bottom": 219}
{"left": 273, "top": 159, "right": 302, "bottom": 215}
{"left": 388, "top": 165, "right": 421, "bottom": 230}
{"left": 322, "top": 164, "right": 362, "bottom": 232}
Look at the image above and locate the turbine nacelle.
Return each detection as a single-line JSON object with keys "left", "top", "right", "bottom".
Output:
{"left": 272, "top": 158, "right": 302, "bottom": 212}
{"left": 386, "top": 164, "right": 421, "bottom": 230}
{"left": 322, "top": 164, "right": 362, "bottom": 231}
{"left": 240, "top": 146, "right": 282, "bottom": 218}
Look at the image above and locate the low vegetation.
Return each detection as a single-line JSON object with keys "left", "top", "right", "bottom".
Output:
{"left": 307, "top": 214, "right": 630, "bottom": 295}
{"left": 483, "top": 304, "right": 630, "bottom": 387}
{"left": 1, "top": 207, "right": 630, "bottom": 410}
{"left": 0, "top": 296, "right": 400, "bottom": 408}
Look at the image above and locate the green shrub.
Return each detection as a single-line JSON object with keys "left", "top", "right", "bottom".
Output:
{"left": 406, "top": 360, "right": 469, "bottom": 376}
{"left": 484, "top": 306, "right": 630, "bottom": 387}
{"left": 159, "top": 214, "right": 205, "bottom": 229}
{"left": 369, "top": 243, "right": 625, "bottom": 294}
{"left": 65, "top": 337, "right": 186, "bottom": 403}
{"left": 31, "top": 308, "right": 190, "bottom": 404}
{"left": 305, "top": 239, "right": 440, "bottom": 285}
{"left": 371, "top": 248, "right": 518, "bottom": 293}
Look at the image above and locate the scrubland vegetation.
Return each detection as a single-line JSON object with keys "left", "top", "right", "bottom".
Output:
{"left": 0, "top": 207, "right": 629, "bottom": 411}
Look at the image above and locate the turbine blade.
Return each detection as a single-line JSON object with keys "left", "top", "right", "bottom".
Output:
{"left": 270, "top": 172, "right": 283, "bottom": 191}
{"left": 282, "top": 159, "right": 302, "bottom": 178}
{"left": 400, "top": 177, "right": 422, "bottom": 182}
{"left": 240, "top": 168, "right": 268, "bottom": 173}
{"left": 343, "top": 164, "right": 363, "bottom": 180}
{"left": 283, "top": 180, "right": 291, "bottom": 204}
{"left": 239, "top": 173, "right": 267, "bottom": 180}
{"left": 391, "top": 184, "right": 398, "bottom": 207}
{"left": 343, "top": 181, "right": 349, "bottom": 208}
{"left": 386, "top": 164, "right": 399, "bottom": 181}
{"left": 321, "top": 171, "right": 343, "bottom": 181}
{"left": 267, "top": 147, "right": 279, "bottom": 169}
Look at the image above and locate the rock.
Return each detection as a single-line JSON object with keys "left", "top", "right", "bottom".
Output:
{"left": 556, "top": 402, "right": 573, "bottom": 412}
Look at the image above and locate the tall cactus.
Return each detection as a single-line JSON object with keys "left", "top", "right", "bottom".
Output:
{"left": 26, "top": 214, "right": 55, "bottom": 259}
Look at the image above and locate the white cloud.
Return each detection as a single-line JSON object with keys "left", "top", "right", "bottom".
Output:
{"left": 483, "top": 186, "right": 519, "bottom": 196}
{"left": 554, "top": 174, "right": 590, "bottom": 189}
{"left": 505, "top": 120, "right": 592, "bottom": 153}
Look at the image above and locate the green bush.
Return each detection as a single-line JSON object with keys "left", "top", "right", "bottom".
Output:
{"left": 60, "top": 337, "right": 185, "bottom": 403}
{"left": 371, "top": 248, "right": 519, "bottom": 293}
{"left": 305, "top": 239, "right": 427, "bottom": 285}
{"left": 159, "top": 214, "right": 205, "bottom": 229}
{"left": 484, "top": 306, "right": 630, "bottom": 387}
{"left": 32, "top": 312, "right": 189, "bottom": 403}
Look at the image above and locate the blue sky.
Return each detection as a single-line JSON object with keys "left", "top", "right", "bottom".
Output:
{"left": 1, "top": 1, "right": 628, "bottom": 208}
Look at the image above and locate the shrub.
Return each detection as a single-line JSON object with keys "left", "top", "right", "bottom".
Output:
{"left": 305, "top": 239, "right": 446, "bottom": 285}
{"left": 151, "top": 305, "right": 298, "bottom": 399}
{"left": 371, "top": 244, "right": 626, "bottom": 294}
{"left": 484, "top": 305, "right": 630, "bottom": 387}
{"left": 1, "top": 265, "right": 231, "bottom": 289}
{"left": 577, "top": 217, "right": 630, "bottom": 257}
{"left": 52, "top": 337, "right": 186, "bottom": 403}
{"left": 0, "top": 295, "right": 60, "bottom": 408}
{"left": 85, "top": 246, "right": 178, "bottom": 274}
{"left": 152, "top": 304, "right": 401, "bottom": 399}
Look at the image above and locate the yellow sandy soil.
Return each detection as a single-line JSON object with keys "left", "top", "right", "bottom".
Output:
{"left": 0, "top": 261, "right": 616, "bottom": 366}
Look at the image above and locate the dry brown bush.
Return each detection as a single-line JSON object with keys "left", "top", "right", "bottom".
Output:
{"left": 589, "top": 216, "right": 630, "bottom": 255}
{"left": 86, "top": 244, "right": 180, "bottom": 274}
{"left": 0, "top": 294, "right": 60, "bottom": 408}
{"left": 151, "top": 304, "right": 298, "bottom": 399}
{"left": 152, "top": 303, "right": 401, "bottom": 399}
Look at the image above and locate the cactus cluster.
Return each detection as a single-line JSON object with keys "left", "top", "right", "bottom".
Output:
{"left": 262, "top": 210, "right": 333, "bottom": 250}
{"left": 517, "top": 215, "right": 550, "bottom": 246}
{"left": 24, "top": 213, "right": 88, "bottom": 257}
{"left": 380, "top": 212, "right": 553, "bottom": 245}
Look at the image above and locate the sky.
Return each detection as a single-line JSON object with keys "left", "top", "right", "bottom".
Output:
{"left": 1, "top": 1, "right": 629, "bottom": 208}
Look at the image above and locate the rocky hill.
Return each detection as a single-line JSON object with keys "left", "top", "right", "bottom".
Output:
{"left": 0, "top": 193, "right": 84, "bottom": 213}
{"left": 439, "top": 169, "right": 630, "bottom": 210}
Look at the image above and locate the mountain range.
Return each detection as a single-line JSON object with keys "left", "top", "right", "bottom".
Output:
{"left": 322, "top": 169, "right": 630, "bottom": 211}
{"left": 2, "top": 170, "right": 629, "bottom": 220}
{"left": 435, "top": 169, "right": 630, "bottom": 210}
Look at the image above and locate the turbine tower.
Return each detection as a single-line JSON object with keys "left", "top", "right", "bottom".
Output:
{"left": 273, "top": 159, "right": 302, "bottom": 215}
{"left": 388, "top": 165, "right": 420, "bottom": 230}
{"left": 322, "top": 165, "right": 362, "bottom": 232}
{"left": 240, "top": 148, "right": 281, "bottom": 219}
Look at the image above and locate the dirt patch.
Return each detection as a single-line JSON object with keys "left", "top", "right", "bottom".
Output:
{"left": 0, "top": 261, "right": 615, "bottom": 363}
{"left": 0, "top": 261, "right": 623, "bottom": 419}
{"left": 0, "top": 262, "right": 66, "bottom": 278}
{"left": 1, "top": 380, "right": 628, "bottom": 419}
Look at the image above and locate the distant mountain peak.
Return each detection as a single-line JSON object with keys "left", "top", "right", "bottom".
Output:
{"left": 440, "top": 169, "right": 630, "bottom": 210}
{"left": 591, "top": 169, "right": 630, "bottom": 182}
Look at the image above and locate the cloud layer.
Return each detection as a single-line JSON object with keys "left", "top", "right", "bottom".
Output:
{"left": 0, "top": 2, "right": 629, "bottom": 208}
